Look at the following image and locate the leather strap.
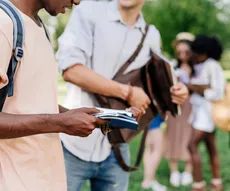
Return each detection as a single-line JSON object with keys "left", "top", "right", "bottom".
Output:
{"left": 113, "top": 25, "right": 149, "bottom": 79}
{"left": 111, "top": 25, "right": 150, "bottom": 172}
{"left": 113, "top": 125, "right": 149, "bottom": 172}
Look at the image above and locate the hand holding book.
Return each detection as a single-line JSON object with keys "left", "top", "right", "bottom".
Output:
{"left": 94, "top": 107, "right": 143, "bottom": 135}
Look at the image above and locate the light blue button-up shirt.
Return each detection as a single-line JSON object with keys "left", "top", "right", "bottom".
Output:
{"left": 56, "top": 0, "right": 161, "bottom": 162}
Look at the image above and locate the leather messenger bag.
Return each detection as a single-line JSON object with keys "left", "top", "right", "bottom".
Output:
{"left": 95, "top": 25, "right": 179, "bottom": 171}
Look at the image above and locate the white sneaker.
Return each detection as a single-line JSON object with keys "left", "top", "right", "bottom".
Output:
{"left": 150, "top": 181, "right": 167, "bottom": 191}
{"left": 141, "top": 181, "right": 167, "bottom": 191}
{"left": 170, "top": 171, "right": 181, "bottom": 187}
{"left": 181, "top": 171, "right": 193, "bottom": 186}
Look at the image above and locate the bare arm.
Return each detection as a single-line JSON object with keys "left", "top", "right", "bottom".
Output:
{"left": 186, "top": 84, "right": 210, "bottom": 96}
{"left": 63, "top": 64, "right": 151, "bottom": 110}
{"left": 0, "top": 108, "right": 107, "bottom": 139}
{"left": 57, "top": 7, "right": 151, "bottom": 110}
{"left": 0, "top": 112, "right": 60, "bottom": 139}
{"left": 63, "top": 64, "right": 129, "bottom": 99}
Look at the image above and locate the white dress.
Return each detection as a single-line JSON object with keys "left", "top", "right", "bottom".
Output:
{"left": 189, "top": 58, "right": 225, "bottom": 133}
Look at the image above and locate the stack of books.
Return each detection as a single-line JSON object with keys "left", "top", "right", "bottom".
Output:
{"left": 93, "top": 108, "right": 138, "bottom": 131}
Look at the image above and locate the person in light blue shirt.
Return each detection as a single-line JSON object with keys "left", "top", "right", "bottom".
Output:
{"left": 56, "top": 0, "right": 189, "bottom": 190}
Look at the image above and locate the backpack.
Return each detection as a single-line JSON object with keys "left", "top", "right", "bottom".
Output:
{"left": 0, "top": 0, "right": 49, "bottom": 111}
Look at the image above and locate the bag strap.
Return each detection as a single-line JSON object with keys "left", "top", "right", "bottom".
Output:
{"left": 111, "top": 25, "right": 150, "bottom": 172}
{"left": 113, "top": 125, "right": 148, "bottom": 172}
{"left": 0, "top": 0, "right": 25, "bottom": 111}
{"left": 113, "top": 25, "right": 149, "bottom": 79}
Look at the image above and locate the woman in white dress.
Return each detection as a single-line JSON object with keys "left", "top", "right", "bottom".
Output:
{"left": 165, "top": 33, "right": 194, "bottom": 187}
{"left": 187, "top": 35, "right": 225, "bottom": 191}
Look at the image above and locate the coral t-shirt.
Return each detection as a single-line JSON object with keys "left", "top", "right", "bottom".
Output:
{"left": 0, "top": 8, "right": 66, "bottom": 191}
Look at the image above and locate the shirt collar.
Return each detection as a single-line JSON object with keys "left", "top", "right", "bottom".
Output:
{"left": 107, "top": 0, "right": 121, "bottom": 22}
{"left": 107, "top": 0, "right": 146, "bottom": 34}
{"left": 135, "top": 13, "right": 146, "bottom": 34}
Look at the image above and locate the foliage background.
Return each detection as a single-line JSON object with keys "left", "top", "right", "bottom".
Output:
{"left": 40, "top": 0, "right": 230, "bottom": 68}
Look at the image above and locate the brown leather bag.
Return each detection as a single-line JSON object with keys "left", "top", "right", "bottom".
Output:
{"left": 95, "top": 25, "right": 178, "bottom": 171}
{"left": 212, "top": 83, "right": 230, "bottom": 132}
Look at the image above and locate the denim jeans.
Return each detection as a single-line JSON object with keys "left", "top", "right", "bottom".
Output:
{"left": 62, "top": 143, "right": 130, "bottom": 191}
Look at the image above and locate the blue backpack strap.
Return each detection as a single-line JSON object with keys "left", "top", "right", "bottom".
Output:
{"left": 0, "top": 0, "right": 24, "bottom": 111}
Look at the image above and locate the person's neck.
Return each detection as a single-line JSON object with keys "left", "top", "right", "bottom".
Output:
{"left": 118, "top": 5, "right": 141, "bottom": 27}
{"left": 181, "top": 61, "right": 189, "bottom": 66}
{"left": 10, "top": 0, "right": 42, "bottom": 24}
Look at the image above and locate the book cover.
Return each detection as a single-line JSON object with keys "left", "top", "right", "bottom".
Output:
{"left": 94, "top": 108, "right": 138, "bottom": 131}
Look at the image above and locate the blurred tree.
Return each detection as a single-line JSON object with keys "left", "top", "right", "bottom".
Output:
{"left": 143, "top": 0, "right": 230, "bottom": 56}
{"left": 40, "top": 0, "right": 230, "bottom": 68}
{"left": 39, "top": 10, "right": 71, "bottom": 51}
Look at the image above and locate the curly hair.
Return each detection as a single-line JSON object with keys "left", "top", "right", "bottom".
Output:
{"left": 191, "top": 35, "right": 223, "bottom": 61}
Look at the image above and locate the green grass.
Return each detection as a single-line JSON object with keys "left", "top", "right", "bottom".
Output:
{"left": 128, "top": 131, "right": 230, "bottom": 191}
{"left": 224, "top": 70, "right": 230, "bottom": 82}
{"left": 58, "top": 72, "right": 230, "bottom": 191}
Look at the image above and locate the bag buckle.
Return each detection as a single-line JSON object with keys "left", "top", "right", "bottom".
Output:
{"left": 14, "top": 47, "right": 24, "bottom": 62}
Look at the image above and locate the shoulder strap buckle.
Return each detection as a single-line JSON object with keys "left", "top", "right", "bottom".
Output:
{"left": 14, "top": 47, "right": 24, "bottom": 62}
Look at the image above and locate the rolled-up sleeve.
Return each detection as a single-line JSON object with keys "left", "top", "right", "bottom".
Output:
{"left": 56, "top": 2, "right": 94, "bottom": 72}
{"left": 0, "top": 30, "right": 11, "bottom": 89}
{"left": 204, "top": 63, "right": 226, "bottom": 101}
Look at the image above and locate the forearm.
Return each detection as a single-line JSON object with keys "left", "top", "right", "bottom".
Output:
{"left": 187, "top": 84, "right": 210, "bottom": 96}
{"left": 0, "top": 112, "right": 62, "bottom": 139}
{"left": 63, "top": 64, "right": 129, "bottom": 99}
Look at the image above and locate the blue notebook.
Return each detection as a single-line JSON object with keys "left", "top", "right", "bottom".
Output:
{"left": 93, "top": 108, "right": 138, "bottom": 131}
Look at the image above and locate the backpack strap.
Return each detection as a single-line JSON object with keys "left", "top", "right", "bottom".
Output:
{"left": 0, "top": 0, "right": 24, "bottom": 111}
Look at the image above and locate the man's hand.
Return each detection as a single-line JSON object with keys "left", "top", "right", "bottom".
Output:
{"left": 126, "top": 106, "right": 145, "bottom": 122}
{"left": 58, "top": 107, "right": 107, "bottom": 137}
{"left": 127, "top": 86, "right": 151, "bottom": 111}
{"left": 170, "top": 82, "right": 189, "bottom": 105}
